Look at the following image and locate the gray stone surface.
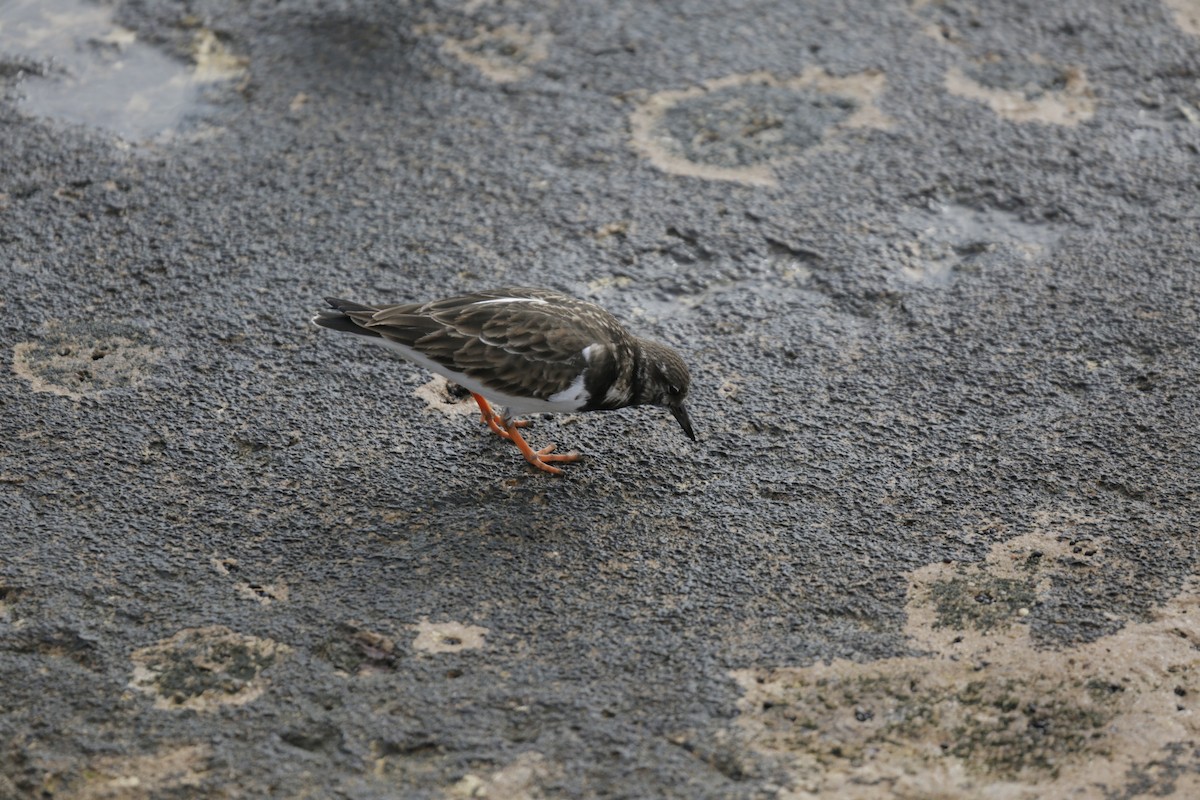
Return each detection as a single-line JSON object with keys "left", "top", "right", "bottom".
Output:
{"left": 1, "top": 0, "right": 1198, "bottom": 797}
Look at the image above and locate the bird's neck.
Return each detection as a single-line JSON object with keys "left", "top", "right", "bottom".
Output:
{"left": 582, "top": 339, "right": 645, "bottom": 410}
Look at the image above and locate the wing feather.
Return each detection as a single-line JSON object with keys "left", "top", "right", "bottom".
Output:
{"left": 347, "top": 287, "right": 628, "bottom": 401}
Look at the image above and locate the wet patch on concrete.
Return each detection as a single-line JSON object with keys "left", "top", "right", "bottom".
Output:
{"left": 945, "top": 56, "right": 1095, "bottom": 126}
{"left": 128, "top": 626, "right": 290, "bottom": 711}
{"left": 882, "top": 203, "right": 1065, "bottom": 286}
{"left": 629, "top": 69, "right": 893, "bottom": 186}
{"left": 12, "top": 322, "right": 164, "bottom": 401}
{"left": 731, "top": 533, "right": 1200, "bottom": 798}
{"left": 446, "top": 751, "right": 561, "bottom": 799}
{"left": 413, "top": 619, "right": 489, "bottom": 654}
{"left": 0, "top": 0, "right": 246, "bottom": 141}
{"left": 67, "top": 745, "right": 212, "bottom": 800}
{"left": 438, "top": 24, "right": 551, "bottom": 84}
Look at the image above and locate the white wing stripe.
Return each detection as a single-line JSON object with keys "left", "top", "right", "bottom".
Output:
{"left": 471, "top": 297, "right": 549, "bottom": 306}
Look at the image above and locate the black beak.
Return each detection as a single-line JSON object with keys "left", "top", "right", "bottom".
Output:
{"left": 671, "top": 404, "right": 696, "bottom": 441}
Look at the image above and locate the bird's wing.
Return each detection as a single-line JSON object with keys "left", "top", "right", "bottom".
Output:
{"left": 359, "top": 289, "right": 626, "bottom": 401}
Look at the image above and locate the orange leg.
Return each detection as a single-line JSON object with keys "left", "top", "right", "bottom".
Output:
{"left": 501, "top": 419, "right": 580, "bottom": 476}
{"left": 469, "top": 393, "right": 579, "bottom": 474}
{"left": 471, "top": 393, "right": 526, "bottom": 440}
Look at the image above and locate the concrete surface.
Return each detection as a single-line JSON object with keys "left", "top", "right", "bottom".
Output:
{"left": 2, "top": 0, "right": 1199, "bottom": 797}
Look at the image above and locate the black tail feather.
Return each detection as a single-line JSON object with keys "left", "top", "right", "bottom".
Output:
{"left": 311, "top": 298, "right": 383, "bottom": 337}
{"left": 323, "top": 297, "right": 379, "bottom": 315}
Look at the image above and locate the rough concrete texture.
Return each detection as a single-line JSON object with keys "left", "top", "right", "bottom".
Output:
{"left": 1, "top": 0, "right": 1198, "bottom": 797}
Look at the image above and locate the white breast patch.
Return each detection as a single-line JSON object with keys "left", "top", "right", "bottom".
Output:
{"left": 548, "top": 371, "right": 589, "bottom": 408}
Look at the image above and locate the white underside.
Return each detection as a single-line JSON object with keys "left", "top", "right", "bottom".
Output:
{"left": 369, "top": 337, "right": 589, "bottom": 415}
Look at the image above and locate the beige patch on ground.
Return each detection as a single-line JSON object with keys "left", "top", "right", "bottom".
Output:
{"left": 191, "top": 28, "right": 249, "bottom": 83}
{"left": 629, "top": 69, "right": 893, "bottom": 187}
{"left": 415, "top": 375, "right": 480, "bottom": 418}
{"left": 70, "top": 745, "right": 212, "bottom": 800}
{"left": 129, "top": 625, "right": 290, "bottom": 711}
{"left": 591, "top": 221, "right": 632, "bottom": 241}
{"left": 348, "top": 626, "right": 399, "bottom": 674}
{"left": 587, "top": 275, "right": 634, "bottom": 293}
{"left": 717, "top": 373, "right": 744, "bottom": 401}
{"left": 234, "top": 581, "right": 289, "bottom": 605}
{"left": 441, "top": 25, "right": 550, "bottom": 83}
{"left": 732, "top": 532, "right": 1200, "bottom": 799}
{"left": 213, "top": 544, "right": 290, "bottom": 604}
{"left": 412, "top": 619, "right": 489, "bottom": 654}
{"left": 446, "top": 752, "right": 561, "bottom": 799}
{"left": 944, "top": 58, "right": 1095, "bottom": 126}
{"left": 13, "top": 325, "right": 163, "bottom": 401}
{"left": 1163, "top": 0, "right": 1200, "bottom": 35}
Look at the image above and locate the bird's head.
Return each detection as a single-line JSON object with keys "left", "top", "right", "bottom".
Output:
{"left": 637, "top": 341, "right": 695, "bottom": 441}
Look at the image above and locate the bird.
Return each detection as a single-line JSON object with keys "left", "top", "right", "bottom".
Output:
{"left": 311, "top": 287, "right": 695, "bottom": 475}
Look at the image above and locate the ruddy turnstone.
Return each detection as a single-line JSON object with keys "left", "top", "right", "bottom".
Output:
{"left": 312, "top": 287, "right": 694, "bottom": 475}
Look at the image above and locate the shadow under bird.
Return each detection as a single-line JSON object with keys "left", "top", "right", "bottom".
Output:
{"left": 312, "top": 287, "right": 695, "bottom": 474}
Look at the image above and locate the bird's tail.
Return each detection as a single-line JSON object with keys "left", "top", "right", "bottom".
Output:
{"left": 311, "top": 298, "right": 383, "bottom": 337}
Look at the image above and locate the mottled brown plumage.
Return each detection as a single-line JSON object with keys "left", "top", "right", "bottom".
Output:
{"left": 312, "top": 287, "right": 694, "bottom": 474}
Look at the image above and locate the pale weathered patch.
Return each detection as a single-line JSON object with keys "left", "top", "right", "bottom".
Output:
{"left": 414, "top": 374, "right": 479, "bottom": 417}
{"left": 587, "top": 275, "right": 633, "bottom": 293}
{"left": 13, "top": 323, "right": 164, "bottom": 401}
{"left": 731, "top": 532, "right": 1200, "bottom": 798}
{"left": 717, "top": 373, "right": 743, "bottom": 401}
{"left": 445, "top": 751, "right": 561, "bottom": 799}
{"left": 234, "top": 581, "right": 289, "bottom": 605}
{"left": 129, "top": 626, "right": 290, "bottom": 711}
{"left": 412, "top": 618, "right": 488, "bottom": 654}
{"left": 440, "top": 25, "right": 551, "bottom": 83}
{"left": 945, "top": 56, "right": 1095, "bottom": 126}
{"left": 629, "top": 69, "right": 893, "bottom": 187}
{"left": 1163, "top": 0, "right": 1200, "bottom": 36}
{"left": 212, "top": 549, "right": 290, "bottom": 605}
{"left": 190, "top": 28, "right": 249, "bottom": 83}
{"left": 70, "top": 745, "right": 212, "bottom": 800}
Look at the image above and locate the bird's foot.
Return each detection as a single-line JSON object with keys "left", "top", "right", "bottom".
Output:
{"left": 471, "top": 392, "right": 578, "bottom": 474}
{"left": 504, "top": 424, "right": 580, "bottom": 476}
